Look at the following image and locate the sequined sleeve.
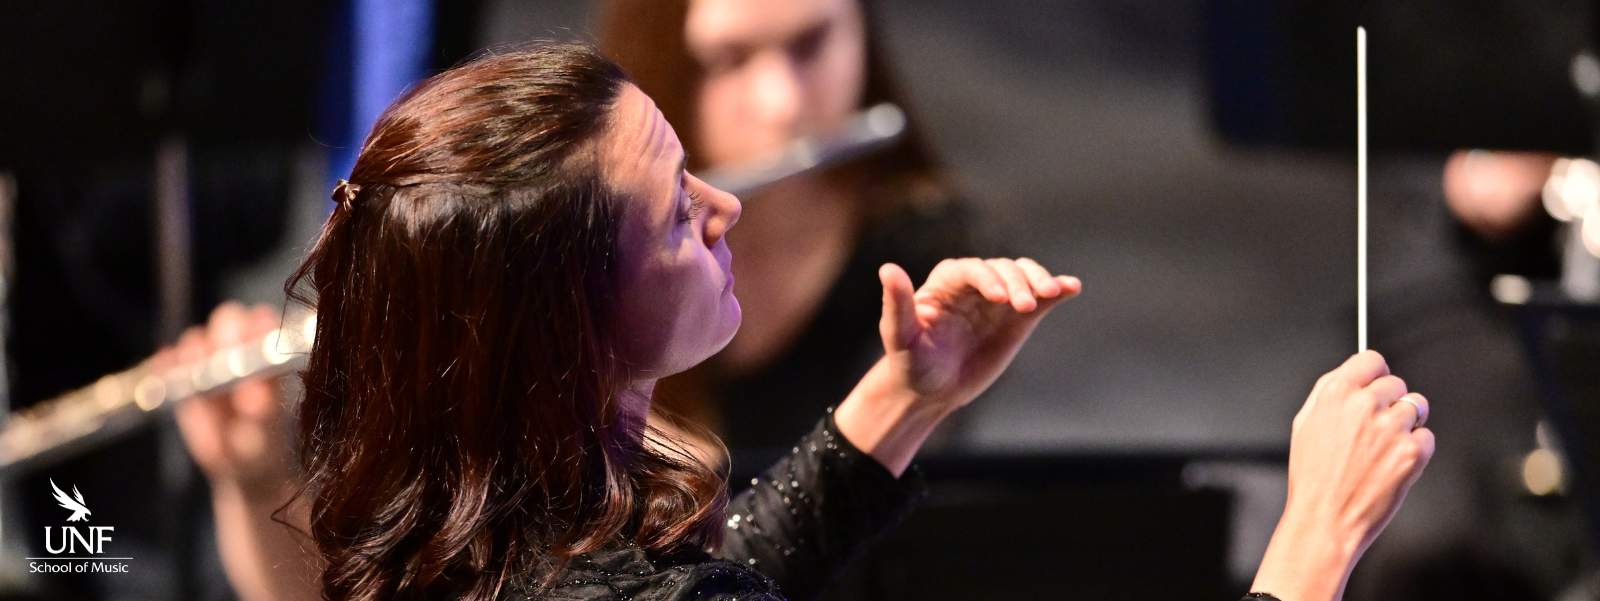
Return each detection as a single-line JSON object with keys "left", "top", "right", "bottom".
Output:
{"left": 715, "top": 409, "right": 927, "bottom": 601}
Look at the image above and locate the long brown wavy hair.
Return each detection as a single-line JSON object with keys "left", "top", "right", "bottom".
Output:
{"left": 285, "top": 43, "right": 726, "bottom": 601}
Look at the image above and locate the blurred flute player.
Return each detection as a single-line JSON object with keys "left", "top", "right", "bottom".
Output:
{"left": 163, "top": 44, "right": 1434, "bottom": 600}
{"left": 599, "top": 0, "right": 987, "bottom": 449}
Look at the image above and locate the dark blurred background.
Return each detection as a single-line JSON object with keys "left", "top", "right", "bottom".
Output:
{"left": 3, "top": 0, "right": 1600, "bottom": 599}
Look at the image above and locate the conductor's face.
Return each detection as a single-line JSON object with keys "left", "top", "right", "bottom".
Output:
{"left": 606, "top": 84, "right": 745, "bottom": 378}
{"left": 686, "top": 0, "right": 868, "bottom": 168}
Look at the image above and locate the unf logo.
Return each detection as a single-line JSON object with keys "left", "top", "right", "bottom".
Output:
{"left": 44, "top": 479, "right": 112, "bottom": 555}
{"left": 49, "top": 480, "right": 89, "bottom": 522}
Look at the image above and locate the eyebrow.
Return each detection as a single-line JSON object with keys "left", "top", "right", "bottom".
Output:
{"left": 794, "top": 20, "right": 831, "bottom": 47}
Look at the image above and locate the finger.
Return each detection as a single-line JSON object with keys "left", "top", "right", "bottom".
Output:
{"left": 923, "top": 258, "right": 1007, "bottom": 304}
{"left": 226, "top": 401, "right": 271, "bottom": 466}
{"left": 1374, "top": 426, "right": 1433, "bottom": 542}
{"left": 248, "top": 304, "right": 279, "bottom": 338}
{"left": 231, "top": 305, "right": 289, "bottom": 418}
{"left": 208, "top": 301, "right": 248, "bottom": 348}
{"left": 1014, "top": 258, "right": 1064, "bottom": 298}
{"left": 1394, "top": 426, "right": 1436, "bottom": 499}
{"left": 175, "top": 328, "right": 208, "bottom": 370}
{"left": 173, "top": 319, "right": 237, "bottom": 475}
{"left": 149, "top": 347, "right": 177, "bottom": 372}
{"left": 953, "top": 258, "right": 1010, "bottom": 303}
{"left": 1033, "top": 275, "right": 1084, "bottom": 313}
{"left": 178, "top": 323, "right": 237, "bottom": 411}
{"left": 1381, "top": 392, "right": 1429, "bottom": 430}
{"left": 879, "top": 263, "right": 920, "bottom": 352}
{"left": 1408, "top": 393, "right": 1430, "bottom": 428}
{"left": 233, "top": 379, "right": 282, "bottom": 420}
{"left": 986, "top": 259, "right": 1038, "bottom": 312}
{"left": 175, "top": 397, "right": 224, "bottom": 473}
{"left": 1361, "top": 375, "right": 1409, "bottom": 409}
{"left": 1410, "top": 426, "right": 1436, "bottom": 470}
{"left": 1338, "top": 349, "right": 1391, "bottom": 388}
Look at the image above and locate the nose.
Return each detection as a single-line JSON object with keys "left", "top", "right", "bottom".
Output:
{"left": 748, "top": 51, "right": 802, "bottom": 135}
{"left": 693, "top": 174, "right": 741, "bottom": 247}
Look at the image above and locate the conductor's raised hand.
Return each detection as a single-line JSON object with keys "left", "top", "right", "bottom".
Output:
{"left": 835, "top": 257, "right": 1081, "bottom": 477}
{"left": 877, "top": 257, "right": 1082, "bottom": 411}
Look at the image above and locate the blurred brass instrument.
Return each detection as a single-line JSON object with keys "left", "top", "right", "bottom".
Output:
{"left": 0, "top": 102, "right": 907, "bottom": 474}
{"left": 0, "top": 311, "right": 316, "bottom": 472}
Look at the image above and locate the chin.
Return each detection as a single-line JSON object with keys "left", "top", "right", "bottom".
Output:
{"left": 714, "top": 294, "right": 742, "bottom": 349}
{"left": 670, "top": 297, "right": 742, "bottom": 376}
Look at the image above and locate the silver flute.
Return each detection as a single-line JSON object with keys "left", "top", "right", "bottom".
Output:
{"left": 0, "top": 312, "right": 317, "bottom": 472}
{"left": 0, "top": 103, "right": 907, "bottom": 473}
{"left": 702, "top": 103, "right": 906, "bottom": 196}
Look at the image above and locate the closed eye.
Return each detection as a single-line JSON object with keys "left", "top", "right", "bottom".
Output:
{"left": 680, "top": 185, "right": 706, "bottom": 224}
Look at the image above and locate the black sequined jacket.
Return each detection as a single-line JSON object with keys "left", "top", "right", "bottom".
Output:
{"left": 504, "top": 411, "right": 1286, "bottom": 601}
{"left": 511, "top": 411, "right": 925, "bottom": 601}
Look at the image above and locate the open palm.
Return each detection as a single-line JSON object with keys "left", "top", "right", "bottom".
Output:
{"left": 878, "top": 257, "right": 1081, "bottom": 410}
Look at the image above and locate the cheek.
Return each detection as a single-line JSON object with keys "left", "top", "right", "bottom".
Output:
{"left": 612, "top": 241, "right": 734, "bottom": 375}
{"left": 614, "top": 267, "right": 689, "bottom": 373}
{"left": 663, "top": 245, "right": 741, "bottom": 366}
{"left": 808, "top": 32, "right": 866, "bottom": 127}
{"left": 613, "top": 226, "right": 681, "bottom": 370}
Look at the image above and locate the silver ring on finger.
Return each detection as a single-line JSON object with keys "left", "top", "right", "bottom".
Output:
{"left": 1391, "top": 395, "right": 1427, "bottom": 429}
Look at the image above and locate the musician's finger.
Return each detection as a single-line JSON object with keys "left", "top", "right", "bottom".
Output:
{"left": 231, "top": 380, "right": 277, "bottom": 420}
{"left": 248, "top": 304, "right": 279, "bottom": 337}
{"left": 175, "top": 328, "right": 208, "bottom": 369}
{"left": 230, "top": 305, "right": 286, "bottom": 418}
{"left": 149, "top": 346, "right": 177, "bottom": 371}
{"left": 175, "top": 396, "right": 224, "bottom": 471}
{"left": 174, "top": 337, "right": 230, "bottom": 473}
{"left": 207, "top": 301, "right": 248, "bottom": 348}
{"left": 225, "top": 399, "right": 270, "bottom": 463}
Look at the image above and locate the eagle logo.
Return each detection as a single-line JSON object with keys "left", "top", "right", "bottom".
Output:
{"left": 49, "top": 479, "right": 91, "bottom": 522}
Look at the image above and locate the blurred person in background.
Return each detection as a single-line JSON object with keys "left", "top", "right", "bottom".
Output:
{"left": 599, "top": 0, "right": 989, "bottom": 451}
{"left": 1442, "top": 150, "right": 1561, "bottom": 245}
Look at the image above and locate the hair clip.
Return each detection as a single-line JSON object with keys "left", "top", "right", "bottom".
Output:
{"left": 333, "top": 179, "right": 362, "bottom": 209}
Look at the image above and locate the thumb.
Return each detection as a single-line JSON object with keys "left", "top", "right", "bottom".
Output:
{"left": 878, "top": 263, "right": 919, "bottom": 352}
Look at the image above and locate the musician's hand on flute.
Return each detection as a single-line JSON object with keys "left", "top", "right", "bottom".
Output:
{"left": 1251, "top": 350, "right": 1435, "bottom": 601}
{"left": 156, "top": 301, "right": 318, "bottom": 601}
{"left": 158, "top": 302, "right": 297, "bottom": 496}
{"left": 836, "top": 257, "right": 1082, "bottom": 476}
